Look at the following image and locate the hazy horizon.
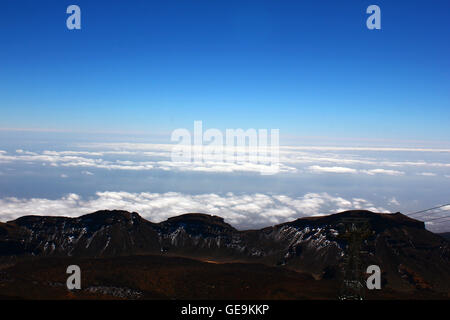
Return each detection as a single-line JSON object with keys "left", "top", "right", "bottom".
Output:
{"left": 0, "top": 130, "right": 449, "bottom": 232}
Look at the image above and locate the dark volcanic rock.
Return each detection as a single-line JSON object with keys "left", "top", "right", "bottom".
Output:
{"left": 439, "top": 232, "right": 450, "bottom": 241}
{"left": 0, "top": 209, "right": 449, "bottom": 294}
{"left": 5, "top": 210, "right": 161, "bottom": 257}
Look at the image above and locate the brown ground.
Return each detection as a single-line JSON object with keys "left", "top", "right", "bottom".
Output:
{"left": 0, "top": 254, "right": 447, "bottom": 300}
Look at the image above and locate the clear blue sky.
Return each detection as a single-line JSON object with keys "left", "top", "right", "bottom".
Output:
{"left": 1, "top": 0, "right": 449, "bottom": 141}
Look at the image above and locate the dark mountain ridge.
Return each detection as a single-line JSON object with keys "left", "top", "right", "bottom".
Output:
{"left": 0, "top": 209, "right": 449, "bottom": 295}
{"left": 439, "top": 232, "right": 450, "bottom": 241}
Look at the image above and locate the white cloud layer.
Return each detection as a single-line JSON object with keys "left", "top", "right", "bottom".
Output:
{"left": 307, "top": 165, "right": 357, "bottom": 174}
{"left": 0, "top": 148, "right": 295, "bottom": 174}
{"left": 308, "top": 166, "right": 404, "bottom": 176}
{"left": 389, "top": 197, "right": 400, "bottom": 206}
{"left": 1, "top": 143, "right": 448, "bottom": 177}
{"left": 417, "top": 172, "right": 437, "bottom": 177}
{"left": 361, "top": 169, "right": 405, "bottom": 176}
{"left": 0, "top": 191, "right": 388, "bottom": 229}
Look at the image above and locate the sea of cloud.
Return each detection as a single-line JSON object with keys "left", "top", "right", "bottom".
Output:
{"left": 0, "top": 191, "right": 388, "bottom": 230}
{"left": 0, "top": 142, "right": 449, "bottom": 231}
{"left": 1, "top": 143, "right": 449, "bottom": 176}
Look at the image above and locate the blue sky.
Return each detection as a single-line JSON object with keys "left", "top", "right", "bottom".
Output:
{"left": 1, "top": 0, "right": 450, "bottom": 140}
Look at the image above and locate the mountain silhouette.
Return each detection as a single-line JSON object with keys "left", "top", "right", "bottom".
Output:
{"left": 0, "top": 210, "right": 449, "bottom": 299}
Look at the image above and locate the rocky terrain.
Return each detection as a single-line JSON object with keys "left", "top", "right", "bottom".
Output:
{"left": 0, "top": 209, "right": 449, "bottom": 299}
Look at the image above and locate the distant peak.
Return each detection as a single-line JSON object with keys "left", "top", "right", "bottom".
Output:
{"left": 167, "top": 213, "right": 224, "bottom": 221}
{"left": 163, "top": 213, "right": 235, "bottom": 231}
{"left": 286, "top": 210, "right": 424, "bottom": 232}
{"left": 80, "top": 210, "right": 141, "bottom": 219}
{"left": 78, "top": 210, "right": 144, "bottom": 226}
